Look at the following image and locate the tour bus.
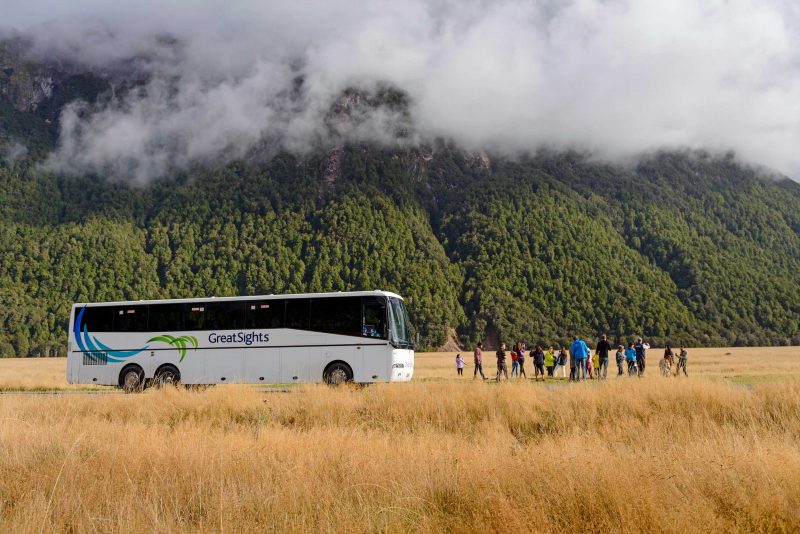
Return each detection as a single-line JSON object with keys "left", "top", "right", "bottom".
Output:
{"left": 67, "top": 290, "right": 414, "bottom": 391}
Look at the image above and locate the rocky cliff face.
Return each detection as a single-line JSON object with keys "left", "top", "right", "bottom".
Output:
{"left": 0, "top": 41, "right": 65, "bottom": 112}
{"left": 0, "top": 40, "right": 116, "bottom": 152}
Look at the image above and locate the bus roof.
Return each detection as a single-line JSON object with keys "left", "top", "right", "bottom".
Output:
{"left": 73, "top": 290, "right": 404, "bottom": 308}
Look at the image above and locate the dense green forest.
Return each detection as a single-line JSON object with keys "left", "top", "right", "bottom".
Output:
{"left": 2, "top": 56, "right": 800, "bottom": 355}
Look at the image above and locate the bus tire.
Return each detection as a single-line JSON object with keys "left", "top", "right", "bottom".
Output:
{"left": 154, "top": 364, "right": 181, "bottom": 388}
{"left": 120, "top": 365, "right": 145, "bottom": 393}
{"left": 323, "top": 362, "right": 353, "bottom": 385}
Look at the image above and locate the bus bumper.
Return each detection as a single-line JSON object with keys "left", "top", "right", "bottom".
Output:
{"left": 390, "top": 349, "right": 414, "bottom": 381}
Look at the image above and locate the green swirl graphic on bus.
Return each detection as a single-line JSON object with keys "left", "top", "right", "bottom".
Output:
{"left": 146, "top": 334, "right": 198, "bottom": 362}
{"left": 73, "top": 305, "right": 197, "bottom": 363}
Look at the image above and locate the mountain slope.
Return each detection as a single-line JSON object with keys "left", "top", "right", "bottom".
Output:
{"left": 1, "top": 52, "right": 799, "bottom": 354}
{"left": 2, "top": 145, "right": 800, "bottom": 355}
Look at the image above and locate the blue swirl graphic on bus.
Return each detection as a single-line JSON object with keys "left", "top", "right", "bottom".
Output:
{"left": 74, "top": 306, "right": 197, "bottom": 362}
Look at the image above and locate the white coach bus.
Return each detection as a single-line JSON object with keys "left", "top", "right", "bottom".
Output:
{"left": 67, "top": 290, "right": 414, "bottom": 391}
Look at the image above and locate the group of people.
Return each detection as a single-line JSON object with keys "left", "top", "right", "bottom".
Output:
{"left": 456, "top": 335, "right": 689, "bottom": 381}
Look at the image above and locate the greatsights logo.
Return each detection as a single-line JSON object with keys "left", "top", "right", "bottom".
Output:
{"left": 208, "top": 331, "right": 270, "bottom": 346}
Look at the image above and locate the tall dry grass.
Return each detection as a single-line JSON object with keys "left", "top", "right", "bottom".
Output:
{"left": 2, "top": 346, "right": 798, "bottom": 390}
{"left": 1, "top": 378, "right": 799, "bottom": 532}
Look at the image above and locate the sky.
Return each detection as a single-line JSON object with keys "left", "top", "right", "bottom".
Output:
{"left": 3, "top": 0, "right": 800, "bottom": 182}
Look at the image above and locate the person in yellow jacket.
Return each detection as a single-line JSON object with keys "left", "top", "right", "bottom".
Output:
{"left": 591, "top": 350, "right": 600, "bottom": 379}
{"left": 544, "top": 347, "right": 556, "bottom": 377}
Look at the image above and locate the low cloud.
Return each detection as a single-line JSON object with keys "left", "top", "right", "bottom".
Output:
{"left": 1, "top": 140, "right": 28, "bottom": 163}
{"left": 3, "top": 0, "right": 800, "bottom": 181}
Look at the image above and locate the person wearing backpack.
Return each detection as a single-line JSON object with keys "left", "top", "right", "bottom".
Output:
{"left": 625, "top": 343, "right": 637, "bottom": 377}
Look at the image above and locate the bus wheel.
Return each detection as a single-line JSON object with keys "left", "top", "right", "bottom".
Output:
{"left": 154, "top": 365, "right": 181, "bottom": 388}
{"left": 120, "top": 365, "right": 145, "bottom": 393}
{"left": 323, "top": 362, "right": 353, "bottom": 385}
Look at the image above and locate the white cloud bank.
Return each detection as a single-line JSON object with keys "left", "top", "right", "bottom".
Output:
{"left": 3, "top": 0, "right": 800, "bottom": 181}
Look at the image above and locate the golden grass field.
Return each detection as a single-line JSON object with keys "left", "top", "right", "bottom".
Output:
{"left": 0, "top": 347, "right": 799, "bottom": 532}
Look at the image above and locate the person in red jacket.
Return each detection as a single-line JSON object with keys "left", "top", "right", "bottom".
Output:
{"left": 510, "top": 346, "right": 519, "bottom": 378}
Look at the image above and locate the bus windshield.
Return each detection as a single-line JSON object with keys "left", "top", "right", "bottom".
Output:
{"left": 388, "top": 297, "right": 413, "bottom": 349}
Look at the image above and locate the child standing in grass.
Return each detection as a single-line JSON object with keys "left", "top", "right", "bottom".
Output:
{"left": 616, "top": 345, "right": 625, "bottom": 377}
{"left": 569, "top": 348, "right": 577, "bottom": 382}
{"left": 586, "top": 351, "right": 595, "bottom": 379}
{"left": 455, "top": 354, "right": 464, "bottom": 376}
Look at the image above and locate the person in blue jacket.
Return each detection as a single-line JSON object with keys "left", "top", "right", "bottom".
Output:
{"left": 625, "top": 343, "right": 637, "bottom": 376}
{"left": 570, "top": 335, "right": 590, "bottom": 381}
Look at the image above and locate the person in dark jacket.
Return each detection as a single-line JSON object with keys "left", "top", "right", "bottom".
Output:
{"left": 634, "top": 338, "right": 649, "bottom": 377}
{"left": 569, "top": 347, "right": 577, "bottom": 382}
{"left": 554, "top": 346, "right": 568, "bottom": 379}
{"left": 595, "top": 335, "right": 611, "bottom": 380}
{"left": 675, "top": 346, "right": 688, "bottom": 377}
{"left": 532, "top": 345, "right": 546, "bottom": 381}
{"left": 496, "top": 343, "right": 509, "bottom": 381}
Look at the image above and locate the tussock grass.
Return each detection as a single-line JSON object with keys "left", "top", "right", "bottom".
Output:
{"left": 1, "top": 378, "right": 800, "bottom": 532}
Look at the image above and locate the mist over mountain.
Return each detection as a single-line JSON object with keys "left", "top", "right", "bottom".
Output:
{"left": 2, "top": 2, "right": 800, "bottom": 355}
{"left": 4, "top": 0, "right": 800, "bottom": 181}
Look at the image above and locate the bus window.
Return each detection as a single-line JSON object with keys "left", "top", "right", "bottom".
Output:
{"left": 148, "top": 303, "right": 185, "bottom": 331}
{"left": 362, "top": 297, "right": 387, "bottom": 339}
{"left": 285, "top": 298, "right": 309, "bottom": 330}
{"left": 112, "top": 305, "right": 148, "bottom": 332}
{"left": 245, "top": 300, "right": 284, "bottom": 329}
{"left": 82, "top": 306, "right": 114, "bottom": 332}
{"left": 184, "top": 304, "right": 207, "bottom": 330}
{"left": 310, "top": 297, "right": 361, "bottom": 336}
{"left": 206, "top": 301, "right": 246, "bottom": 330}
{"left": 388, "top": 297, "right": 413, "bottom": 348}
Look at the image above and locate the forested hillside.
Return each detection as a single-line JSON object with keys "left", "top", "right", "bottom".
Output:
{"left": 2, "top": 49, "right": 800, "bottom": 355}
{"left": 3, "top": 145, "right": 800, "bottom": 355}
